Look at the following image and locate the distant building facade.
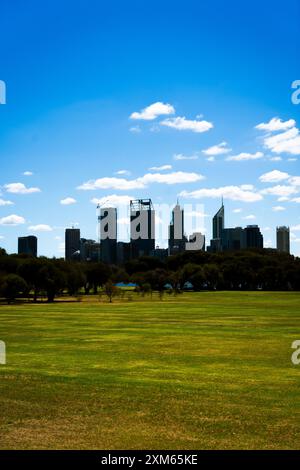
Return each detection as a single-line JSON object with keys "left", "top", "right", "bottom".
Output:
{"left": 18, "top": 236, "right": 37, "bottom": 257}
{"left": 168, "top": 202, "right": 186, "bottom": 255}
{"left": 209, "top": 202, "right": 225, "bottom": 252}
{"left": 130, "top": 199, "right": 155, "bottom": 258}
{"left": 65, "top": 228, "right": 81, "bottom": 260}
{"left": 100, "top": 207, "right": 117, "bottom": 264}
{"left": 80, "top": 238, "right": 100, "bottom": 262}
{"left": 245, "top": 225, "right": 263, "bottom": 249}
{"left": 277, "top": 226, "right": 290, "bottom": 254}
{"left": 117, "top": 242, "right": 131, "bottom": 264}
{"left": 221, "top": 227, "right": 246, "bottom": 251}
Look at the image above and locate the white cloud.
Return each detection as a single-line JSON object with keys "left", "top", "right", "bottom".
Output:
{"left": 78, "top": 177, "right": 145, "bottom": 191}
{"left": 272, "top": 206, "right": 286, "bottom": 212}
{"left": 263, "top": 127, "right": 300, "bottom": 155}
{"left": 179, "top": 185, "right": 263, "bottom": 202}
{"left": 28, "top": 224, "right": 53, "bottom": 232}
{"left": 23, "top": 171, "right": 33, "bottom": 176}
{"left": 141, "top": 172, "right": 204, "bottom": 185}
{"left": 255, "top": 117, "right": 296, "bottom": 132}
{"left": 4, "top": 182, "right": 41, "bottom": 194}
{"left": 0, "top": 198, "right": 14, "bottom": 206}
{"left": 243, "top": 214, "right": 256, "bottom": 220}
{"left": 233, "top": 208, "right": 242, "bottom": 213}
{"left": 117, "top": 217, "right": 130, "bottom": 225}
{"left": 261, "top": 185, "right": 299, "bottom": 197}
{"left": 226, "top": 151, "right": 264, "bottom": 162}
{"left": 291, "top": 224, "right": 300, "bottom": 231}
{"left": 259, "top": 170, "right": 290, "bottom": 183}
{"left": 173, "top": 153, "right": 198, "bottom": 161}
{"left": 60, "top": 197, "right": 77, "bottom": 205}
{"left": 161, "top": 116, "right": 213, "bottom": 133}
{"left": 0, "top": 214, "right": 25, "bottom": 225}
{"left": 79, "top": 171, "right": 203, "bottom": 190}
{"left": 202, "top": 142, "right": 231, "bottom": 156}
{"left": 130, "top": 102, "right": 175, "bottom": 120}
{"left": 0, "top": 235, "right": 4, "bottom": 239}
{"left": 278, "top": 196, "right": 290, "bottom": 202}
{"left": 289, "top": 176, "right": 300, "bottom": 186}
{"left": 149, "top": 165, "right": 172, "bottom": 171}
{"left": 240, "top": 184, "right": 255, "bottom": 190}
{"left": 291, "top": 197, "right": 300, "bottom": 203}
{"left": 58, "top": 242, "right": 65, "bottom": 254}
{"left": 90, "top": 195, "right": 132, "bottom": 206}
{"left": 206, "top": 156, "right": 215, "bottom": 162}
{"left": 129, "top": 126, "right": 141, "bottom": 133}
{"left": 269, "top": 156, "right": 282, "bottom": 162}
{"left": 288, "top": 158, "right": 297, "bottom": 162}
{"left": 115, "top": 170, "right": 131, "bottom": 176}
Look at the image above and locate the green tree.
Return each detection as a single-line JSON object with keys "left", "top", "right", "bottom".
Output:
{"left": 0, "top": 274, "right": 28, "bottom": 304}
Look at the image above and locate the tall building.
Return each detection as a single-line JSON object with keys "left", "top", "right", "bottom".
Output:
{"left": 80, "top": 239, "right": 100, "bottom": 262}
{"left": 221, "top": 227, "right": 246, "bottom": 251}
{"left": 65, "top": 228, "right": 80, "bottom": 260}
{"left": 209, "top": 201, "right": 225, "bottom": 252}
{"left": 130, "top": 199, "right": 155, "bottom": 258}
{"left": 100, "top": 207, "right": 117, "bottom": 264}
{"left": 244, "top": 225, "right": 263, "bottom": 249}
{"left": 213, "top": 201, "right": 225, "bottom": 239}
{"left": 168, "top": 202, "right": 186, "bottom": 255}
{"left": 116, "top": 241, "right": 131, "bottom": 264}
{"left": 18, "top": 236, "right": 37, "bottom": 257}
{"left": 277, "top": 226, "right": 290, "bottom": 254}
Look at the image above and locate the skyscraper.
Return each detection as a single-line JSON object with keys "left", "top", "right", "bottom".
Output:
{"left": 244, "top": 225, "right": 263, "bottom": 249}
{"left": 130, "top": 199, "right": 155, "bottom": 258}
{"left": 221, "top": 227, "right": 246, "bottom": 251}
{"left": 100, "top": 207, "right": 117, "bottom": 264}
{"left": 277, "top": 226, "right": 290, "bottom": 254}
{"left": 65, "top": 228, "right": 80, "bottom": 260}
{"left": 209, "top": 200, "right": 225, "bottom": 252}
{"left": 213, "top": 200, "right": 225, "bottom": 239}
{"left": 18, "top": 236, "right": 37, "bottom": 257}
{"left": 168, "top": 202, "right": 185, "bottom": 255}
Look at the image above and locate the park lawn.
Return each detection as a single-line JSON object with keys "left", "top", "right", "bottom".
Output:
{"left": 0, "top": 291, "right": 299, "bottom": 449}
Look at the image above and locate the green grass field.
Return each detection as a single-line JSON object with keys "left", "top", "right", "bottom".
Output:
{"left": 0, "top": 291, "right": 299, "bottom": 449}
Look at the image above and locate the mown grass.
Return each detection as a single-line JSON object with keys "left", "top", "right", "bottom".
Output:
{"left": 0, "top": 291, "right": 299, "bottom": 449}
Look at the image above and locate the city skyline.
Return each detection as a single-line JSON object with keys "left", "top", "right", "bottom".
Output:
{"left": 0, "top": 1, "right": 299, "bottom": 257}
{"left": 16, "top": 198, "right": 292, "bottom": 260}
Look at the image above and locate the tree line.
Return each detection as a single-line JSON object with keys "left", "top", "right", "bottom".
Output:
{"left": 0, "top": 247, "right": 299, "bottom": 303}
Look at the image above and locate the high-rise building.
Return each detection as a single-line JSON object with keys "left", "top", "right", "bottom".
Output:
{"left": 100, "top": 207, "right": 117, "bottom": 264}
{"left": 244, "top": 225, "right": 263, "bottom": 249}
{"left": 65, "top": 228, "right": 80, "bottom": 260}
{"left": 221, "top": 227, "right": 246, "bottom": 251}
{"left": 277, "top": 226, "right": 290, "bottom": 254}
{"left": 18, "top": 236, "right": 37, "bottom": 257}
{"left": 80, "top": 238, "right": 100, "bottom": 262}
{"left": 116, "top": 241, "right": 131, "bottom": 264}
{"left": 130, "top": 199, "right": 155, "bottom": 258}
{"left": 209, "top": 201, "right": 225, "bottom": 252}
{"left": 213, "top": 201, "right": 225, "bottom": 239}
{"left": 168, "top": 202, "right": 186, "bottom": 255}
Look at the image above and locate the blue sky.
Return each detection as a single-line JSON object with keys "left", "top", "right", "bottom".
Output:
{"left": 0, "top": 0, "right": 299, "bottom": 256}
